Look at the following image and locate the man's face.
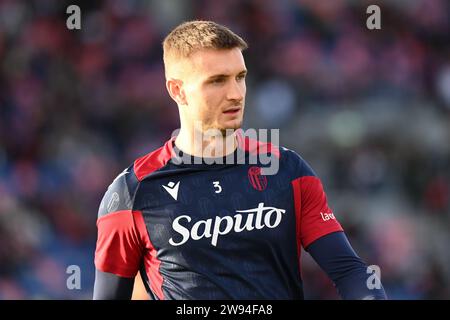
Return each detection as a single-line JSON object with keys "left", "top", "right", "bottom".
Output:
{"left": 180, "top": 48, "right": 247, "bottom": 132}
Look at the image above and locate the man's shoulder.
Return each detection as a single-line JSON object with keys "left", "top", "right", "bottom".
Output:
{"left": 98, "top": 165, "right": 138, "bottom": 219}
{"left": 133, "top": 138, "right": 175, "bottom": 181}
{"left": 97, "top": 138, "right": 174, "bottom": 218}
{"left": 278, "top": 146, "right": 317, "bottom": 178}
{"left": 278, "top": 145, "right": 301, "bottom": 163}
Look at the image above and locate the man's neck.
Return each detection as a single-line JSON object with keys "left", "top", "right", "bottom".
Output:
{"left": 174, "top": 127, "right": 238, "bottom": 158}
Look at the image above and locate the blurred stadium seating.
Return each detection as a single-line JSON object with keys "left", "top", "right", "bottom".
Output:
{"left": 0, "top": 0, "right": 449, "bottom": 299}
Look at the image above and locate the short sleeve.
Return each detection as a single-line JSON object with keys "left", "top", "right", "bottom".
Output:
{"left": 298, "top": 176, "right": 343, "bottom": 249}
{"left": 94, "top": 167, "right": 144, "bottom": 278}
{"left": 95, "top": 210, "right": 144, "bottom": 278}
{"left": 287, "top": 150, "right": 344, "bottom": 249}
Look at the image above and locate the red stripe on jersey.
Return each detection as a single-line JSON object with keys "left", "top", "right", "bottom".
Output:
{"left": 133, "top": 210, "right": 165, "bottom": 300}
{"left": 236, "top": 129, "right": 281, "bottom": 159}
{"left": 292, "top": 176, "right": 344, "bottom": 249}
{"left": 134, "top": 136, "right": 176, "bottom": 181}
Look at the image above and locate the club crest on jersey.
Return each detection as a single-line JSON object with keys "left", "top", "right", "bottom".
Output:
{"left": 248, "top": 166, "right": 267, "bottom": 191}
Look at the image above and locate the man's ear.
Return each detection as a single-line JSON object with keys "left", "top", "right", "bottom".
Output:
{"left": 166, "top": 78, "right": 187, "bottom": 106}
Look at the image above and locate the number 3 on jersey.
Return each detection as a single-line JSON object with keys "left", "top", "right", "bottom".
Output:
{"left": 213, "top": 181, "right": 222, "bottom": 194}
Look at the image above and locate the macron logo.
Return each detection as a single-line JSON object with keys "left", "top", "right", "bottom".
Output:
{"left": 163, "top": 181, "right": 180, "bottom": 200}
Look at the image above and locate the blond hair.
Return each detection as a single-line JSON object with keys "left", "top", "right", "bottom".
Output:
{"left": 163, "top": 20, "right": 248, "bottom": 77}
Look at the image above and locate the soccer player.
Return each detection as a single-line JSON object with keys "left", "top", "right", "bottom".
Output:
{"left": 93, "top": 21, "right": 387, "bottom": 300}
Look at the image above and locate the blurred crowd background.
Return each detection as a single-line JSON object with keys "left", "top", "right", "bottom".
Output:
{"left": 0, "top": 0, "right": 449, "bottom": 299}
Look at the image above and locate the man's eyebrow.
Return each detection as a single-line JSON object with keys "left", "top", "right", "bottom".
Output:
{"left": 206, "top": 70, "right": 247, "bottom": 80}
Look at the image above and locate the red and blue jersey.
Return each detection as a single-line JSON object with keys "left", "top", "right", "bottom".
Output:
{"left": 94, "top": 132, "right": 343, "bottom": 299}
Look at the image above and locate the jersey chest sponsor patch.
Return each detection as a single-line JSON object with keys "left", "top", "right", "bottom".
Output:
{"left": 169, "top": 202, "right": 286, "bottom": 247}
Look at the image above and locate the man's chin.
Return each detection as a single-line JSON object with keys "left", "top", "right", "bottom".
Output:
{"left": 201, "top": 120, "right": 243, "bottom": 136}
{"left": 220, "top": 123, "right": 242, "bottom": 134}
{"left": 223, "top": 118, "right": 243, "bottom": 130}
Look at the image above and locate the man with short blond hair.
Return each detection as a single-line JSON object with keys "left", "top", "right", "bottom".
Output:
{"left": 163, "top": 20, "right": 248, "bottom": 72}
{"left": 93, "top": 20, "right": 386, "bottom": 300}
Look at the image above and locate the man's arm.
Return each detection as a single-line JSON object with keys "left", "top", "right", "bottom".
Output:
{"left": 94, "top": 166, "right": 146, "bottom": 300}
{"left": 93, "top": 270, "right": 135, "bottom": 300}
{"left": 288, "top": 153, "right": 386, "bottom": 299}
{"left": 306, "top": 231, "right": 387, "bottom": 300}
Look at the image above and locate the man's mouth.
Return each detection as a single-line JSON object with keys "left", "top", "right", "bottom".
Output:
{"left": 223, "top": 107, "right": 241, "bottom": 115}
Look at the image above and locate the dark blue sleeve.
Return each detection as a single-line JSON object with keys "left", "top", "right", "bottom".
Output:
{"left": 93, "top": 269, "right": 134, "bottom": 300}
{"left": 306, "top": 231, "right": 387, "bottom": 300}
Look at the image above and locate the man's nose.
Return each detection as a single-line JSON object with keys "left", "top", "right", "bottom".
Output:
{"left": 226, "top": 80, "right": 244, "bottom": 101}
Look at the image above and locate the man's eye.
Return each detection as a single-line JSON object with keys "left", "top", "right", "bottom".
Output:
{"left": 237, "top": 74, "right": 246, "bottom": 81}
{"left": 211, "top": 78, "right": 225, "bottom": 84}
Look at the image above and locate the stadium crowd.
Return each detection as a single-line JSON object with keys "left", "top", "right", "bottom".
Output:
{"left": 0, "top": 0, "right": 449, "bottom": 299}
